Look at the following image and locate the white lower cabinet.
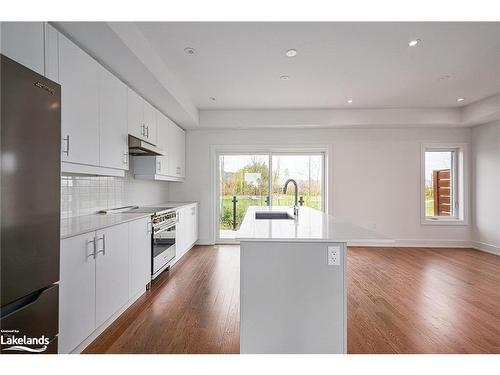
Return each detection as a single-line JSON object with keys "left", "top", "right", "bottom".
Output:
{"left": 175, "top": 203, "right": 198, "bottom": 260}
{"left": 95, "top": 223, "right": 130, "bottom": 327}
{"left": 59, "top": 219, "right": 151, "bottom": 354}
{"left": 128, "top": 217, "right": 152, "bottom": 299}
{"left": 59, "top": 232, "right": 97, "bottom": 355}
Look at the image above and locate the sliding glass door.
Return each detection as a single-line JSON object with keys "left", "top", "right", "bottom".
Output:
{"left": 217, "top": 152, "right": 325, "bottom": 242}
{"left": 219, "top": 154, "right": 270, "bottom": 240}
{"left": 271, "top": 154, "right": 323, "bottom": 210}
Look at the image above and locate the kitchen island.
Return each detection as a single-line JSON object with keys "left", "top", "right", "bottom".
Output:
{"left": 238, "top": 205, "right": 391, "bottom": 354}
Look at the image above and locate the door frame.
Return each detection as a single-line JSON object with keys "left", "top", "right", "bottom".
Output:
{"left": 211, "top": 145, "right": 330, "bottom": 244}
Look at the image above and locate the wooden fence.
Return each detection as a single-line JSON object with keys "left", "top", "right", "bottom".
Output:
{"left": 433, "top": 169, "right": 451, "bottom": 216}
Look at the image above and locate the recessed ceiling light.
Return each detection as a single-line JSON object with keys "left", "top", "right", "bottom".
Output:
{"left": 280, "top": 75, "right": 290, "bottom": 81}
{"left": 408, "top": 39, "right": 421, "bottom": 47}
{"left": 184, "top": 47, "right": 195, "bottom": 55}
{"left": 457, "top": 97, "right": 465, "bottom": 102}
{"left": 347, "top": 99, "right": 353, "bottom": 104}
{"left": 285, "top": 49, "right": 297, "bottom": 57}
{"left": 209, "top": 97, "right": 216, "bottom": 102}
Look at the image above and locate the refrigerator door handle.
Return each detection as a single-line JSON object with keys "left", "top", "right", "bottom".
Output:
{"left": 62, "top": 135, "right": 70, "bottom": 156}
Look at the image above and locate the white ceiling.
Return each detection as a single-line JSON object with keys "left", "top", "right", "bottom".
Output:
{"left": 134, "top": 22, "right": 500, "bottom": 110}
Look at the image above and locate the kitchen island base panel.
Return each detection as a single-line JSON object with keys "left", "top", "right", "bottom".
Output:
{"left": 240, "top": 241, "right": 346, "bottom": 354}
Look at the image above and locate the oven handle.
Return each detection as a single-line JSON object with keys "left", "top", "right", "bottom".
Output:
{"left": 154, "top": 222, "right": 176, "bottom": 234}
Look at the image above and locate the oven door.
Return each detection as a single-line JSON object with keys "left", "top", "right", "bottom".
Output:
{"left": 152, "top": 223, "right": 176, "bottom": 278}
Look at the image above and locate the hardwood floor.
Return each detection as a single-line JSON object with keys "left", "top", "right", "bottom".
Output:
{"left": 84, "top": 245, "right": 240, "bottom": 354}
{"left": 347, "top": 247, "right": 500, "bottom": 353}
{"left": 84, "top": 245, "right": 500, "bottom": 354}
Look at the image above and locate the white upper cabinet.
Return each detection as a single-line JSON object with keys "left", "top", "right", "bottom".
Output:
{"left": 0, "top": 22, "right": 45, "bottom": 75}
{"left": 127, "top": 88, "right": 158, "bottom": 145}
{"left": 168, "top": 121, "right": 186, "bottom": 178}
{"left": 128, "top": 218, "right": 152, "bottom": 299}
{"left": 143, "top": 101, "right": 158, "bottom": 145}
{"left": 127, "top": 88, "right": 144, "bottom": 140}
{"left": 131, "top": 111, "right": 186, "bottom": 182}
{"left": 156, "top": 112, "right": 170, "bottom": 176}
{"left": 3, "top": 23, "right": 178, "bottom": 177}
{"left": 59, "top": 33, "right": 100, "bottom": 166}
{"left": 95, "top": 223, "right": 130, "bottom": 328}
{"left": 44, "top": 23, "right": 59, "bottom": 82}
{"left": 99, "top": 65, "right": 129, "bottom": 170}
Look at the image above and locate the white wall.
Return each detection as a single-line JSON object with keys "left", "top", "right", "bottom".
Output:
{"left": 471, "top": 121, "right": 500, "bottom": 254}
{"left": 169, "top": 127, "right": 472, "bottom": 246}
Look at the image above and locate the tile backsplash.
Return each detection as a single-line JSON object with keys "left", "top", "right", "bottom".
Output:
{"left": 61, "top": 172, "right": 169, "bottom": 219}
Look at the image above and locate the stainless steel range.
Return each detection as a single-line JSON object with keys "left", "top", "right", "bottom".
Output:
{"left": 100, "top": 206, "right": 178, "bottom": 280}
{"left": 150, "top": 209, "right": 178, "bottom": 279}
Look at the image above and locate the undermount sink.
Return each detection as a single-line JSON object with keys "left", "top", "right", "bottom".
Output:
{"left": 255, "top": 211, "right": 295, "bottom": 220}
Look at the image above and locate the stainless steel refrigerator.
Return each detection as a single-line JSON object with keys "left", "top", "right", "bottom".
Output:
{"left": 0, "top": 55, "right": 61, "bottom": 354}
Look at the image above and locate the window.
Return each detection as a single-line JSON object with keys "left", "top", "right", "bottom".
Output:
{"left": 421, "top": 144, "right": 467, "bottom": 224}
{"left": 217, "top": 151, "right": 326, "bottom": 241}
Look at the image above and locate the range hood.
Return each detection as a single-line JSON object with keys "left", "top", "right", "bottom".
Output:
{"left": 128, "top": 135, "right": 165, "bottom": 156}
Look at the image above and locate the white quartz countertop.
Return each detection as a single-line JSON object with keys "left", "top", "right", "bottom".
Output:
{"left": 61, "top": 201, "right": 197, "bottom": 239}
{"left": 237, "top": 206, "right": 393, "bottom": 243}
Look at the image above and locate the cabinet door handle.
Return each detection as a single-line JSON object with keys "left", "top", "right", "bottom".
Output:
{"left": 141, "top": 124, "right": 145, "bottom": 136}
{"left": 123, "top": 151, "right": 128, "bottom": 165}
{"left": 87, "top": 237, "right": 97, "bottom": 259}
{"left": 157, "top": 160, "right": 161, "bottom": 172}
{"left": 96, "top": 234, "right": 106, "bottom": 256}
{"left": 62, "top": 135, "right": 70, "bottom": 156}
{"left": 146, "top": 125, "right": 149, "bottom": 138}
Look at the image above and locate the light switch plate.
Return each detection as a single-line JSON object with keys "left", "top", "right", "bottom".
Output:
{"left": 327, "top": 246, "right": 340, "bottom": 266}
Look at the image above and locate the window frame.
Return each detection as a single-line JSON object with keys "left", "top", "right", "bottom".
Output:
{"left": 420, "top": 143, "right": 469, "bottom": 226}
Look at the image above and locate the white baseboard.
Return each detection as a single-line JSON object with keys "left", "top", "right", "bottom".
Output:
{"left": 348, "top": 239, "right": 499, "bottom": 256}
{"left": 348, "top": 239, "right": 472, "bottom": 248}
{"left": 197, "top": 238, "right": 500, "bottom": 257}
{"left": 470, "top": 241, "right": 500, "bottom": 256}
{"left": 196, "top": 238, "right": 214, "bottom": 246}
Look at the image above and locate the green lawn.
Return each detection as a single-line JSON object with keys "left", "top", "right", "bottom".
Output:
{"left": 425, "top": 199, "right": 434, "bottom": 216}
{"left": 220, "top": 195, "right": 322, "bottom": 230}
